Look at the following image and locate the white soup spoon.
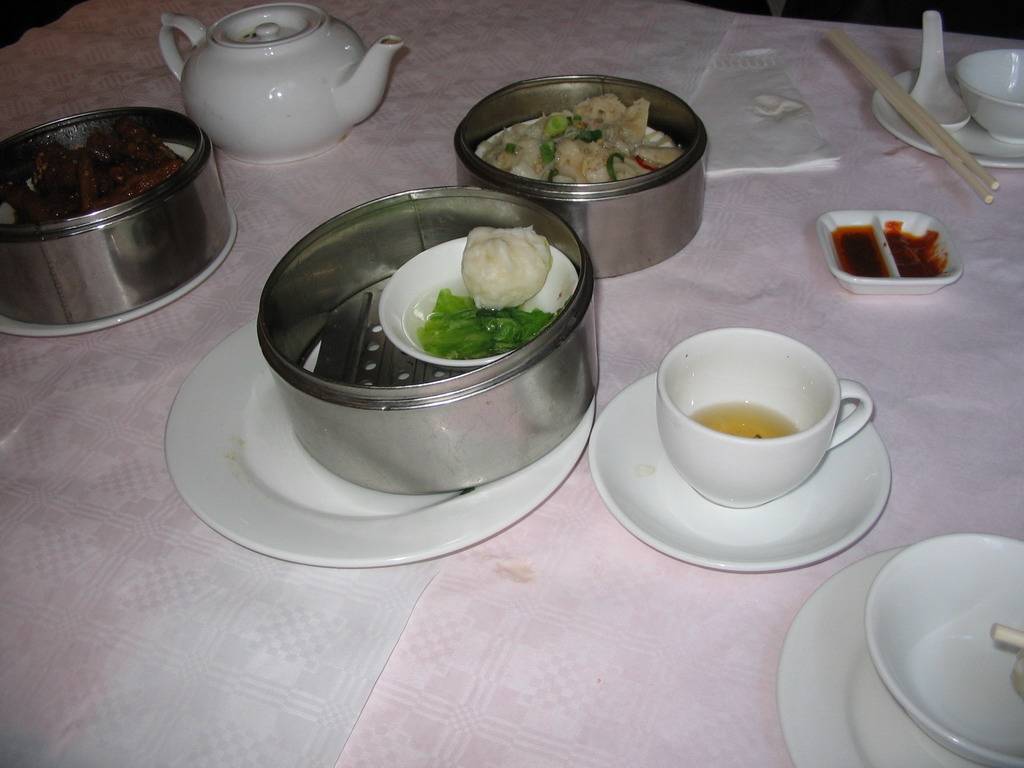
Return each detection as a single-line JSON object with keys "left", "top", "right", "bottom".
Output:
{"left": 909, "top": 10, "right": 970, "bottom": 131}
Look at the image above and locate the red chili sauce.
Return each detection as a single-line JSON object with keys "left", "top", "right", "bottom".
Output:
{"left": 883, "top": 221, "right": 946, "bottom": 278}
{"left": 832, "top": 222, "right": 946, "bottom": 278}
{"left": 832, "top": 225, "right": 888, "bottom": 277}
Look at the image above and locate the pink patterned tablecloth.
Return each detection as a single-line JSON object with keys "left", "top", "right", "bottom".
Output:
{"left": 1, "top": 1, "right": 1022, "bottom": 766}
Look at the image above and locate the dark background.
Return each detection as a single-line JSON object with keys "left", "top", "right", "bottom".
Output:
{"left": 2, "top": 0, "right": 1020, "bottom": 48}
{"left": 773, "top": 0, "right": 1018, "bottom": 40}
{"left": 4, "top": 1, "right": 87, "bottom": 46}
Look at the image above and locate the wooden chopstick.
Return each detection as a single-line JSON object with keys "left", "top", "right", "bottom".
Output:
{"left": 826, "top": 29, "right": 1000, "bottom": 204}
{"left": 992, "top": 623, "right": 1024, "bottom": 650}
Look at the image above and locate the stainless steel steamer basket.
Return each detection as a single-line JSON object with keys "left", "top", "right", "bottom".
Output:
{"left": 454, "top": 75, "right": 707, "bottom": 278}
{"left": 257, "top": 187, "right": 598, "bottom": 495}
{"left": 0, "top": 107, "right": 232, "bottom": 326}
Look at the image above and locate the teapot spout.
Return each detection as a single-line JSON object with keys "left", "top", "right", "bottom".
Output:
{"left": 338, "top": 35, "right": 404, "bottom": 125}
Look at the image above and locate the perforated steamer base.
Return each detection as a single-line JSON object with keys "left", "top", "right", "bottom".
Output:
{"left": 307, "top": 278, "right": 463, "bottom": 386}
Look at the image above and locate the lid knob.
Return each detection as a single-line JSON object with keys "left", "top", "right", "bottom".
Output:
{"left": 253, "top": 22, "right": 281, "bottom": 40}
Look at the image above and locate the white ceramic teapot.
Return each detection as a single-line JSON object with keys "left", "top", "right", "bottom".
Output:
{"left": 159, "top": 3, "right": 403, "bottom": 164}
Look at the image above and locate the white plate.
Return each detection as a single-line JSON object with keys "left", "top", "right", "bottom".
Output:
{"left": 816, "top": 209, "right": 962, "bottom": 295}
{"left": 165, "top": 320, "right": 594, "bottom": 567}
{"left": 872, "top": 71, "right": 1024, "bottom": 169}
{"left": 588, "top": 374, "right": 890, "bottom": 572}
{"left": 0, "top": 207, "right": 237, "bottom": 337}
{"left": 778, "top": 548, "right": 986, "bottom": 768}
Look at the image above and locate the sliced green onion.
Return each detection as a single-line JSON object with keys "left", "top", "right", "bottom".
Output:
{"left": 543, "top": 114, "right": 570, "bottom": 137}
{"left": 576, "top": 128, "right": 603, "bottom": 143}
{"left": 606, "top": 152, "right": 624, "bottom": 181}
{"left": 504, "top": 142, "right": 516, "bottom": 153}
{"left": 547, "top": 168, "right": 558, "bottom": 181}
{"left": 539, "top": 140, "right": 556, "bottom": 165}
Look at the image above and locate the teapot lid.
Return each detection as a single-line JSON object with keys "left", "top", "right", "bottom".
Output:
{"left": 210, "top": 3, "right": 327, "bottom": 46}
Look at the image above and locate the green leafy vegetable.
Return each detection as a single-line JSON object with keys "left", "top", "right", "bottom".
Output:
{"left": 417, "top": 289, "right": 555, "bottom": 360}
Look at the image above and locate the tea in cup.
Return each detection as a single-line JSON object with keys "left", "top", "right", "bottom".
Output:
{"left": 656, "top": 327, "right": 873, "bottom": 508}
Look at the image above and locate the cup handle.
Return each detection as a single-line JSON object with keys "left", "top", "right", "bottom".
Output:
{"left": 829, "top": 379, "right": 873, "bottom": 449}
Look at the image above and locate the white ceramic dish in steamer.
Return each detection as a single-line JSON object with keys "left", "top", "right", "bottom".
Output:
{"left": 378, "top": 235, "right": 579, "bottom": 368}
{"left": 865, "top": 533, "right": 1024, "bottom": 768}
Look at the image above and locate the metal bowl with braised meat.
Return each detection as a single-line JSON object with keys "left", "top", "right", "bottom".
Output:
{"left": 0, "top": 107, "right": 235, "bottom": 332}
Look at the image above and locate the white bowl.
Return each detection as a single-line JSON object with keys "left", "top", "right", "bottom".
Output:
{"left": 865, "top": 533, "right": 1024, "bottom": 767}
{"left": 378, "top": 235, "right": 579, "bottom": 368}
{"left": 955, "top": 50, "right": 1024, "bottom": 144}
{"left": 817, "top": 210, "right": 962, "bottom": 295}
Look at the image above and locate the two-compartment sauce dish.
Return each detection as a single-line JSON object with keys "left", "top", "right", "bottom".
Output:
{"left": 817, "top": 210, "right": 962, "bottom": 295}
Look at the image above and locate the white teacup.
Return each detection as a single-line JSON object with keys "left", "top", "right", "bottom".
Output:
{"left": 656, "top": 327, "right": 873, "bottom": 508}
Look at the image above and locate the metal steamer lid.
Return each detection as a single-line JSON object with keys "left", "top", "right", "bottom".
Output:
{"left": 211, "top": 3, "right": 326, "bottom": 46}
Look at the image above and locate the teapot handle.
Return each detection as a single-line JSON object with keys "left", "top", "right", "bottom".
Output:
{"left": 159, "top": 13, "right": 208, "bottom": 81}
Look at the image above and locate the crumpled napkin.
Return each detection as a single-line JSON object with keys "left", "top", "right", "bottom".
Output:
{"left": 690, "top": 48, "right": 839, "bottom": 176}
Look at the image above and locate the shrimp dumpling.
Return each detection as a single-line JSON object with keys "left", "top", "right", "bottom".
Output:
{"left": 461, "top": 226, "right": 552, "bottom": 309}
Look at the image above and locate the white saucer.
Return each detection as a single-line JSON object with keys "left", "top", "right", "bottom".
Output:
{"left": 0, "top": 207, "right": 237, "bottom": 337}
{"left": 587, "top": 374, "right": 890, "bottom": 572}
{"left": 778, "top": 549, "right": 985, "bottom": 768}
{"left": 872, "top": 71, "right": 1024, "bottom": 169}
{"left": 165, "top": 320, "right": 593, "bottom": 567}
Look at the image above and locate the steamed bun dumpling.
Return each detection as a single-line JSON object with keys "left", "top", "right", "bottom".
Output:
{"left": 461, "top": 226, "right": 552, "bottom": 309}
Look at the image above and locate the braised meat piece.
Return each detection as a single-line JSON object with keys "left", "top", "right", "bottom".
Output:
{"left": 0, "top": 118, "right": 185, "bottom": 224}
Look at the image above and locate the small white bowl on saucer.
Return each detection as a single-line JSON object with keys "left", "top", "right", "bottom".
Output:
{"left": 378, "top": 235, "right": 579, "bottom": 368}
{"left": 955, "top": 50, "right": 1024, "bottom": 145}
{"left": 817, "top": 210, "right": 962, "bottom": 295}
{"left": 865, "top": 533, "right": 1024, "bottom": 768}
